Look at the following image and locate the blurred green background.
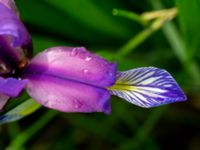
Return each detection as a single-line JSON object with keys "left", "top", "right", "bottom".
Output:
{"left": 1, "top": 0, "right": 200, "bottom": 149}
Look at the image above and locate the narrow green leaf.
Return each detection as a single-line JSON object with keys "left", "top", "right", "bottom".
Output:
{"left": 176, "top": 0, "right": 200, "bottom": 58}
{"left": 0, "top": 99, "right": 41, "bottom": 124}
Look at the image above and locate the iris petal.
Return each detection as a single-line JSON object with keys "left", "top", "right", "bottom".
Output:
{"left": 0, "top": 77, "right": 27, "bottom": 97}
{"left": 23, "top": 47, "right": 116, "bottom": 113}
{"left": 24, "top": 47, "right": 117, "bottom": 87}
{"left": 109, "top": 67, "right": 187, "bottom": 108}
{"left": 0, "top": 2, "right": 32, "bottom": 67}
{"left": 25, "top": 74, "right": 111, "bottom": 114}
{"left": 0, "top": 0, "right": 18, "bottom": 14}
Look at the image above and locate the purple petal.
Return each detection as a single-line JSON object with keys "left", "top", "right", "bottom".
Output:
{"left": 0, "top": 93, "right": 9, "bottom": 110}
{"left": 0, "top": 0, "right": 18, "bottom": 14}
{"left": 0, "top": 2, "right": 32, "bottom": 66}
{"left": 0, "top": 77, "right": 27, "bottom": 97}
{"left": 24, "top": 47, "right": 117, "bottom": 87}
{"left": 109, "top": 67, "right": 187, "bottom": 108}
{"left": 25, "top": 74, "right": 111, "bottom": 114}
{"left": 23, "top": 47, "right": 116, "bottom": 113}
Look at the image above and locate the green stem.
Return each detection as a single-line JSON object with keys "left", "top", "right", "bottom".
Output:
{"left": 113, "top": 8, "right": 147, "bottom": 25}
{"left": 8, "top": 122, "right": 21, "bottom": 141}
{"left": 7, "top": 123, "right": 25, "bottom": 150}
{"left": 6, "top": 110, "right": 58, "bottom": 150}
{"left": 151, "top": 0, "right": 200, "bottom": 83}
{"left": 116, "top": 27, "right": 154, "bottom": 59}
{"left": 115, "top": 7, "right": 177, "bottom": 60}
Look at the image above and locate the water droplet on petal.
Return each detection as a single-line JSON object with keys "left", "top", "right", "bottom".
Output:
{"left": 57, "top": 48, "right": 63, "bottom": 53}
{"left": 70, "top": 48, "right": 78, "bottom": 56}
{"left": 85, "top": 56, "right": 92, "bottom": 61}
{"left": 73, "top": 99, "right": 82, "bottom": 109}
{"left": 45, "top": 100, "right": 54, "bottom": 108}
{"left": 45, "top": 48, "right": 52, "bottom": 53}
{"left": 83, "top": 69, "right": 89, "bottom": 74}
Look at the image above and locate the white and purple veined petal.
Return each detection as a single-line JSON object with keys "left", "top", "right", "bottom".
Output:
{"left": 109, "top": 67, "right": 187, "bottom": 108}
{"left": 0, "top": 1, "right": 32, "bottom": 71}
{"left": 23, "top": 47, "right": 117, "bottom": 114}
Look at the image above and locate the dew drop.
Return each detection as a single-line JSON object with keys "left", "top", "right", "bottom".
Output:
{"left": 73, "top": 99, "right": 82, "bottom": 109}
{"left": 45, "top": 48, "right": 52, "bottom": 53}
{"left": 83, "top": 69, "right": 89, "bottom": 74}
{"left": 70, "top": 48, "right": 78, "bottom": 56}
{"left": 56, "top": 49, "right": 63, "bottom": 53}
{"left": 85, "top": 56, "right": 92, "bottom": 61}
{"left": 45, "top": 100, "right": 54, "bottom": 108}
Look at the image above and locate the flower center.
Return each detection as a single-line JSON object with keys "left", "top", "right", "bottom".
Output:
{"left": 0, "top": 58, "right": 28, "bottom": 79}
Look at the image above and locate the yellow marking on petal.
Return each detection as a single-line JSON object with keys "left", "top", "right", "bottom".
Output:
{"left": 108, "top": 80, "right": 137, "bottom": 91}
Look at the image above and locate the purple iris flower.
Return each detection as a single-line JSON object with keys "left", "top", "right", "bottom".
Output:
{"left": 0, "top": 1, "right": 187, "bottom": 121}
{"left": 0, "top": 0, "right": 31, "bottom": 110}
